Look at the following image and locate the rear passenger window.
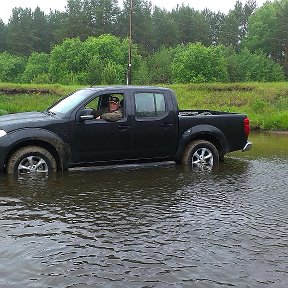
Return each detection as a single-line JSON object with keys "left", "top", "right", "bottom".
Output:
{"left": 135, "top": 93, "right": 166, "bottom": 118}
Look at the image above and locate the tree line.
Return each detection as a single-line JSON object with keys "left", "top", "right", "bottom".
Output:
{"left": 0, "top": 0, "right": 287, "bottom": 85}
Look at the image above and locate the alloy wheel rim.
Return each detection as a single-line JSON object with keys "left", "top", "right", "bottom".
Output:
{"left": 191, "top": 147, "right": 214, "bottom": 171}
{"left": 18, "top": 156, "right": 48, "bottom": 173}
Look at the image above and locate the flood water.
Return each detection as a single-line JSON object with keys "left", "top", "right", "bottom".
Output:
{"left": 0, "top": 132, "right": 287, "bottom": 288}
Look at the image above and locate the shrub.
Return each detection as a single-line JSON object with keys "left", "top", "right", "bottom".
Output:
{"left": 101, "top": 62, "right": 125, "bottom": 85}
{"left": 22, "top": 52, "right": 50, "bottom": 83}
{"left": 49, "top": 38, "right": 88, "bottom": 84}
{"left": 172, "top": 43, "right": 228, "bottom": 83}
{"left": 32, "top": 73, "right": 51, "bottom": 84}
{"left": 0, "top": 52, "right": 26, "bottom": 82}
{"left": 147, "top": 47, "right": 175, "bottom": 84}
{"left": 131, "top": 58, "right": 150, "bottom": 85}
{"left": 226, "top": 48, "right": 285, "bottom": 82}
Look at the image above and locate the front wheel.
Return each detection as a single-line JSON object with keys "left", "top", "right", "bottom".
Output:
{"left": 7, "top": 146, "right": 57, "bottom": 174}
{"left": 181, "top": 140, "right": 219, "bottom": 171}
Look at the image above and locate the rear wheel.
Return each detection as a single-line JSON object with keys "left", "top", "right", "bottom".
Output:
{"left": 7, "top": 146, "right": 57, "bottom": 174}
{"left": 181, "top": 140, "right": 219, "bottom": 171}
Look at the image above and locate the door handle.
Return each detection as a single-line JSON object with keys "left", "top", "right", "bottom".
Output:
{"left": 161, "top": 123, "right": 173, "bottom": 128}
{"left": 118, "top": 124, "right": 131, "bottom": 131}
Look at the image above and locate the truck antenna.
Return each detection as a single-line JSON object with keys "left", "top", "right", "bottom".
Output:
{"left": 126, "top": 0, "right": 133, "bottom": 85}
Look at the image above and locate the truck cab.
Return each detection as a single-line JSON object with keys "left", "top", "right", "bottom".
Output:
{"left": 68, "top": 87, "right": 179, "bottom": 163}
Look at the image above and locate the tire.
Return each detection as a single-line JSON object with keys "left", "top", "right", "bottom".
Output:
{"left": 181, "top": 140, "right": 219, "bottom": 171}
{"left": 7, "top": 146, "right": 57, "bottom": 174}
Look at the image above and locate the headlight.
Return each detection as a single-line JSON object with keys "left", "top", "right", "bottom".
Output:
{"left": 0, "top": 130, "right": 7, "bottom": 138}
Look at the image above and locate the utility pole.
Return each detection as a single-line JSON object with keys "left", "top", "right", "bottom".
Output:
{"left": 127, "top": 0, "right": 133, "bottom": 85}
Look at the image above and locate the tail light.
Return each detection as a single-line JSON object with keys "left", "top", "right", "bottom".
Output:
{"left": 244, "top": 117, "right": 250, "bottom": 136}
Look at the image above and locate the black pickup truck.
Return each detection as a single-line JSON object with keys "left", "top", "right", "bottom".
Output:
{"left": 0, "top": 86, "right": 252, "bottom": 174}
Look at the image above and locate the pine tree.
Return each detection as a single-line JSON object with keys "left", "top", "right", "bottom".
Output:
{"left": 7, "top": 8, "right": 34, "bottom": 55}
{"left": 0, "top": 19, "right": 7, "bottom": 52}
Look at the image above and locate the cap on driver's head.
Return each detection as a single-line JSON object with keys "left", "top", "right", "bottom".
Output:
{"left": 109, "top": 96, "right": 119, "bottom": 104}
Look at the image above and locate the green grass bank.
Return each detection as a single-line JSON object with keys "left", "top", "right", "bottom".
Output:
{"left": 0, "top": 82, "right": 288, "bottom": 131}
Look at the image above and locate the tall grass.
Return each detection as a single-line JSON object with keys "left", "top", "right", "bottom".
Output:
{"left": 0, "top": 94, "right": 60, "bottom": 114}
{"left": 0, "top": 83, "right": 80, "bottom": 115}
{"left": 0, "top": 82, "right": 76, "bottom": 94}
{"left": 1, "top": 82, "right": 288, "bottom": 130}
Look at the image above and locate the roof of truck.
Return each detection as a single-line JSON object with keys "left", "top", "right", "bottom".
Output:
{"left": 86, "top": 85, "right": 173, "bottom": 91}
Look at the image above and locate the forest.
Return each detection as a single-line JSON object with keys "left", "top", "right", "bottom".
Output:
{"left": 0, "top": 0, "right": 287, "bottom": 85}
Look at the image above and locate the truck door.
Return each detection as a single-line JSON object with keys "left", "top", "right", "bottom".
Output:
{"left": 132, "top": 91, "right": 178, "bottom": 159}
{"left": 70, "top": 93, "right": 132, "bottom": 163}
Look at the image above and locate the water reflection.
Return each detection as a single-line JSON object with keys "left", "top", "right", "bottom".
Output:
{"left": 0, "top": 132, "right": 288, "bottom": 287}
{"left": 232, "top": 130, "right": 288, "bottom": 159}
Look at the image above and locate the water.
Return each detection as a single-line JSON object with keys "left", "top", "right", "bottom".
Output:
{"left": 0, "top": 132, "right": 287, "bottom": 288}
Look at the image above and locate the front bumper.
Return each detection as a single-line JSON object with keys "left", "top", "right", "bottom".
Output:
{"left": 0, "top": 134, "right": 13, "bottom": 173}
{"left": 242, "top": 141, "right": 252, "bottom": 152}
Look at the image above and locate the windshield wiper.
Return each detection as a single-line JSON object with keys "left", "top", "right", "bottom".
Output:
{"left": 43, "top": 110, "right": 56, "bottom": 116}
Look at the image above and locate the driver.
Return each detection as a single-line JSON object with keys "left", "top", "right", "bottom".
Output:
{"left": 96, "top": 96, "right": 123, "bottom": 122}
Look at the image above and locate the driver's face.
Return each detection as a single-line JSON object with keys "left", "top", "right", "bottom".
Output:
{"left": 109, "top": 101, "right": 119, "bottom": 112}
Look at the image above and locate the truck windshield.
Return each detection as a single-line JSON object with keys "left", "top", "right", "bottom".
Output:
{"left": 49, "top": 89, "right": 94, "bottom": 115}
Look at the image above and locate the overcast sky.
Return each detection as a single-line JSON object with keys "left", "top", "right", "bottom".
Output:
{"left": 0, "top": 0, "right": 268, "bottom": 24}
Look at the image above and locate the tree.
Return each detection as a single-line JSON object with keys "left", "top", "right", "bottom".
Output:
{"left": 49, "top": 37, "right": 88, "bottom": 84}
{"left": 84, "top": 35, "right": 128, "bottom": 85}
{"left": 275, "top": 0, "right": 288, "bottom": 77}
{"left": 218, "top": 11, "right": 240, "bottom": 48}
{"left": 7, "top": 8, "right": 34, "bottom": 55}
{"left": 171, "top": 5, "right": 211, "bottom": 46}
{"left": 0, "top": 52, "right": 26, "bottom": 82}
{"left": 84, "top": 34, "right": 128, "bottom": 85}
{"left": 118, "top": 0, "right": 154, "bottom": 54}
{"left": 244, "top": 0, "right": 288, "bottom": 76}
{"left": 147, "top": 47, "right": 177, "bottom": 84}
{"left": 243, "top": 0, "right": 257, "bottom": 35}
{"left": 218, "top": 0, "right": 256, "bottom": 50}
{"left": 85, "top": 34, "right": 127, "bottom": 66}
{"left": 85, "top": 34, "right": 144, "bottom": 85}
{"left": 172, "top": 43, "right": 228, "bottom": 83}
{"left": 6, "top": 7, "right": 55, "bottom": 55}
{"left": 0, "top": 20, "right": 7, "bottom": 52}
{"left": 151, "top": 7, "right": 179, "bottom": 50}
{"left": 202, "top": 9, "right": 225, "bottom": 45}
{"left": 101, "top": 62, "right": 124, "bottom": 84}
{"left": 63, "top": 0, "right": 91, "bottom": 40}
{"left": 244, "top": 1, "right": 279, "bottom": 56}
{"left": 85, "top": 0, "right": 120, "bottom": 36}
{"left": 226, "top": 48, "right": 284, "bottom": 82}
{"left": 32, "top": 7, "right": 51, "bottom": 53}
{"left": 22, "top": 52, "right": 50, "bottom": 83}
{"left": 48, "top": 10, "right": 67, "bottom": 46}
{"left": 48, "top": 34, "right": 143, "bottom": 85}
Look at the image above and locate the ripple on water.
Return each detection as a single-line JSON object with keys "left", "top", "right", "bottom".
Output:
{"left": 0, "top": 157, "right": 287, "bottom": 287}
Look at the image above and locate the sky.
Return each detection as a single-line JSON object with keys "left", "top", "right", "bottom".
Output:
{"left": 0, "top": 0, "right": 268, "bottom": 24}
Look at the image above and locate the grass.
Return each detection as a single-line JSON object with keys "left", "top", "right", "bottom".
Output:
{"left": 0, "top": 94, "right": 59, "bottom": 114}
{"left": 0, "top": 82, "right": 77, "bottom": 95}
{"left": 1, "top": 82, "right": 288, "bottom": 130}
{"left": 0, "top": 83, "right": 81, "bottom": 114}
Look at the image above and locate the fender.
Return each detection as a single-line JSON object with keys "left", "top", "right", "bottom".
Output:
{"left": 3, "top": 128, "right": 71, "bottom": 171}
{"left": 174, "top": 124, "right": 228, "bottom": 161}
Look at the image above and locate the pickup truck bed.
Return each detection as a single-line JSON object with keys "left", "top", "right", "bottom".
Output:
{"left": 179, "top": 109, "right": 250, "bottom": 154}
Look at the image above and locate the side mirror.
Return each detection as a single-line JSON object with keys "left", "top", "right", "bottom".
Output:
{"left": 80, "top": 108, "right": 94, "bottom": 121}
